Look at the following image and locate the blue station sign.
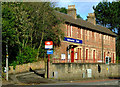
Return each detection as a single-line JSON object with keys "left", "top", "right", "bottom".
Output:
{"left": 64, "top": 37, "right": 82, "bottom": 44}
{"left": 47, "top": 50, "right": 53, "bottom": 54}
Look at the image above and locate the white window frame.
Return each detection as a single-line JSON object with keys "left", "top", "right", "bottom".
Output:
{"left": 81, "top": 28, "right": 83, "bottom": 39}
{"left": 94, "top": 32, "right": 96, "bottom": 41}
{"left": 61, "top": 54, "right": 66, "bottom": 60}
{"left": 75, "top": 52, "right": 77, "bottom": 59}
{"left": 100, "top": 33, "right": 101, "bottom": 39}
{"left": 68, "top": 25, "right": 70, "bottom": 37}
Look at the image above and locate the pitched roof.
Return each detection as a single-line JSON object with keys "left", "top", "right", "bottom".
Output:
{"left": 55, "top": 11, "right": 117, "bottom": 37}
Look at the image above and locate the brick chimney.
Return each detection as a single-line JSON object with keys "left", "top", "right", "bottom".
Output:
{"left": 67, "top": 5, "right": 77, "bottom": 19}
{"left": 87, "top": 13, "right": 96, "bottom": 25}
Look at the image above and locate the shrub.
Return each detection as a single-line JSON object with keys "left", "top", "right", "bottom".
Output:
{"left": 9, "top": 46, "right": 38, "bottom": 69}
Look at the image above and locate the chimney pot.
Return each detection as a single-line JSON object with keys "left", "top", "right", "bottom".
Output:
{"left": 87, "top": 13, "right": 96, "bottom": 25}
{"left": 67, "top": 5, "right": 77, "bottom": 19}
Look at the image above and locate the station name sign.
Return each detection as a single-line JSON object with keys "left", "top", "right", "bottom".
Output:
{"left": 64, "top": 37, "right": 82, "bottom": 44}
{"left": 45, "top": 41, "right": 53, "bottom": 49}
{"left": 47, "top": 50, "right": 53, "bottom": 54}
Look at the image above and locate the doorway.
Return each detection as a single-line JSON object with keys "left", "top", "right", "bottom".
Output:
{"left": 93, "top": 50, "right": 95, "bottom": 63}
{"left": 71, "top": 48, "right": 74, "bottom": 63}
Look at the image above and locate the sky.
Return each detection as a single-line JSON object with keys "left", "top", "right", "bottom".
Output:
{"left": 54, "top": 0, "right": 115, "bottom": 20}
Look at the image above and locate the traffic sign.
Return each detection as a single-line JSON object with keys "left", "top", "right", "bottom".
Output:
{"left": 45, "top": 41, "right": 53, "bottom": 49}
{"left": 47, "top": 50, "right": 53, "bottom": 54}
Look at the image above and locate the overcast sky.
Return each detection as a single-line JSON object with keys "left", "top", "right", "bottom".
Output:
{"left": 54, "top": 0, "right": 115, "bottom": 20}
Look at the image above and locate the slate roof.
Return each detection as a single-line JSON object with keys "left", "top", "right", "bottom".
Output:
{"left": 55, "top": 11, "right": 117, "bottom": 37}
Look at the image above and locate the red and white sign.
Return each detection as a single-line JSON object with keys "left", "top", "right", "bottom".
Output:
{"left": 45, "top": 41, "right": 53, "bottom": 49}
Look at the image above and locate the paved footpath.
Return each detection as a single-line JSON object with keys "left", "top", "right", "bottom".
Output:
{"left": 2, "top": 71, "right": 120, "bottom": 86}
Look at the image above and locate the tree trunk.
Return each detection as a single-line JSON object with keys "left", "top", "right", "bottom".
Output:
{"left": 36, "top": 32, "right": 44, "bottom": 60}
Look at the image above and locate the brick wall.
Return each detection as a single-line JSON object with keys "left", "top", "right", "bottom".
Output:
{"left": 53, "top": 24, "right": 116, "bottom": 63}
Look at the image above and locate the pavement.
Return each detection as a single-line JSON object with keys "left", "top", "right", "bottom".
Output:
{"left": 2, "top": 69, "right": 57, "bottom": 86}
{"left": 2, "top": 69, "right": 120, "bottom": 86}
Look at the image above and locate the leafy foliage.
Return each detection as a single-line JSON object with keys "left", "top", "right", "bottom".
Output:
{"left": 54, "top": 7, "right": 67, "bottom": 14}
{"left": 2, "top": 2, "right": 64, "bottom": 67}
{"left": 93, "top": 1, "right": 120, "bottom": 61}
{"left": 16, "top": 46, "right": 37, "bottom": 64}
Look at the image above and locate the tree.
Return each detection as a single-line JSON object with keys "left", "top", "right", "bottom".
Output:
{"left": 25, "top": 2, "right": 64, "bottom": 59}
{"left": 54, "top": 7, "right": 67, "bottom": 14}
{"left": 2, "top": 2, "right": 19, "bottom": 66}
{"left": 77, "top": 14, "right": 82, "bottom": 19}
{"left": 93, "top": 1, "right": 120, "bottom": 62}
{"left": 2, "top": 2, "right": 64, "bottom": 67}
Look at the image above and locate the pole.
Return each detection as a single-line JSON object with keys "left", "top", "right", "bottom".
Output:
{"left": 83, "top": 28, "right": 85, "bottom": 63}
{"left": 108, "top": 57, "right": 109, "bottom": 73}
{"left": 67, "top": 46, "right": 69, "bottom": 62}
{"left": 47, "top": 54, "right": 50, "bottom": 78}
{"left": 6, "top": 41, "right": 8, "bottom": 81}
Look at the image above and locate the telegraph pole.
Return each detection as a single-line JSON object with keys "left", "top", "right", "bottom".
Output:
{"left": 6, "top": 39, "right": 8, "bottom": 81}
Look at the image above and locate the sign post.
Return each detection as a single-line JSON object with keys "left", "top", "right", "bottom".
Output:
{"left": 45, "top": 41, "right": 53, "bottom": 78}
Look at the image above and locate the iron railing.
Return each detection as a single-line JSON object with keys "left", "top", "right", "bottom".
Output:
{"left": 52, "top": 58, "right": 117, "bottom": 64}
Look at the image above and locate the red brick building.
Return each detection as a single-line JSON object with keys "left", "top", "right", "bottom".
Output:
{"left": 53, "top": 5, "right": 117, "bottom": 64}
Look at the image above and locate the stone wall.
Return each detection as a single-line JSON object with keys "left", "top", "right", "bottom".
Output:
{"left": 49, "top": 63, "right": 119, "bottom": 80}
{"left": 8, "top": 61, "right": 45, "bottom": 74}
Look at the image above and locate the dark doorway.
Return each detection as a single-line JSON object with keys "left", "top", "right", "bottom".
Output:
{"left": 71, "top": 48, "right": 74, "bottom": 63}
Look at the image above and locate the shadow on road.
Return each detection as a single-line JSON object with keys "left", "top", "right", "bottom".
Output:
{"left": 29, "top": 67, "right": 45, "bottom": 78}
{"left": 108, "top": 77, "right": 120, "bottom": 79}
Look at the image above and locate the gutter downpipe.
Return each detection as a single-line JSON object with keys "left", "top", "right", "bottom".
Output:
{"left": 83, "top": 28, "right": 85, "bottom": 63}
{"left": 102, "top": 34, "right": 104, "bottom": 63}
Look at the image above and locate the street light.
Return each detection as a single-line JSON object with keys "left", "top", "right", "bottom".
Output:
{"left": 6, "top": 39, "right": 8, "bottom": 81}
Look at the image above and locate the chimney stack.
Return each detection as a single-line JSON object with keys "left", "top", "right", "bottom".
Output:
{"left": 67, "top": 5, "right": 77, "bottom": 19}
{"left": 87, "top": 13, "right": 96, "bottom": 25}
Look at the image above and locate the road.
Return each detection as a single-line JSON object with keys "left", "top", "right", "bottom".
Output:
{"left": 2, "top": 79, "right": 119, "bottom": 87}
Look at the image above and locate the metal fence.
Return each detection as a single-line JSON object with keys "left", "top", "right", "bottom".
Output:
{"left": 52, "top": 58, "right": 117, "bottom": 64}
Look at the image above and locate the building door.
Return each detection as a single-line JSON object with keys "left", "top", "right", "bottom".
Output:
{"left": 93, "top": 50, "right": 95, "bottom": 63}
{"left": 71, "top": 48, "right": 74, "bottom": 63}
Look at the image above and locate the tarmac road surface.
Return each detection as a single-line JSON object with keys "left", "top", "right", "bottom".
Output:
{"left": 2, "top": 79, "right": 119, "bottom": 87}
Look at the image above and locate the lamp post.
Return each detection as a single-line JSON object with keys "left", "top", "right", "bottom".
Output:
{"left": 6, "top": 39, "right": 8, "bottom": 81}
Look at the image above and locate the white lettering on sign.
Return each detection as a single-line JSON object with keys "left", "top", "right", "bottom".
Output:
{"left": 45, "top": 45, "right": 53, "bottom": 49}
{"left": 64, "top": 37, "right": 82, "bottom": 44}
{"left": 47, "top": 42, "right": 51, "bottom": 45}
{"left": 67, "top": 39, "right": 75, "bottom": 42}
{"left": 45, "top": 41, "right": 53, "bottom": 45}
{"left": 76, "top": 40, "right": 79, "bottom": 43}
